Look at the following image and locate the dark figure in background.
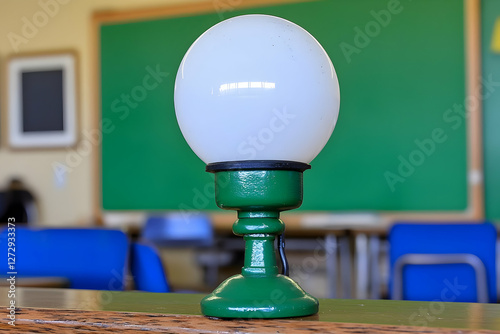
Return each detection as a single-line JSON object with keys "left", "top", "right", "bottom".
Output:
{"left": 0, "top": 178, "right": 38, "bottom": 224}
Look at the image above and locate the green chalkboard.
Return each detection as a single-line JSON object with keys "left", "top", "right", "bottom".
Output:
{"left": 100, "top": 0, "right": 467, "bottom": 211}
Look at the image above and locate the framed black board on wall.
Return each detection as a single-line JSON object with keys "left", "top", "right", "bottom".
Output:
{"left": 4, "top": 52, "right": 77, "bottom": 149}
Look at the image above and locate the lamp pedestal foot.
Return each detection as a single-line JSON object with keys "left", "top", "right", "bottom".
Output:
{"left": 201, "top": 273, "right": 318, "bottom": 318}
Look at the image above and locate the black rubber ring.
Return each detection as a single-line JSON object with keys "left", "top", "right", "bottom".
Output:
{"left": 206, "top": 160, "right": 311, "bottom": 173}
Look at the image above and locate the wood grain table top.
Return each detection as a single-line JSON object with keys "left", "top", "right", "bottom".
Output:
{"left": 0, "top": 288, "right": 499, "bottom": 333}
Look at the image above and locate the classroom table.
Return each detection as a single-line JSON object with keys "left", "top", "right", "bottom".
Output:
{"left": 116, "top": 214, "right": 500, "bottom": 300}
{"left": 1, "top": 287, "right": 499, "bottom": 333}
{"left": 211, "top": 213, "right": 356, "bottom": 299}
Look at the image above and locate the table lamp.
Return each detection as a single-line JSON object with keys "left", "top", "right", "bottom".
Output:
{"left": 174, "top": 14, "right": 340, "bottom": 318}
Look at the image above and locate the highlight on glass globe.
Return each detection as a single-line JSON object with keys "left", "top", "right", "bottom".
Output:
{"left": 175, "top": 14, "right": 340, "bottom": 165}
{"left": 174, "top": 14, "right": 340, "bottom": 319}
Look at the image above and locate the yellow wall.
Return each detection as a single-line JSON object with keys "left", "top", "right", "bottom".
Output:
{"left": 0, "top": 0, "right": 201, "bottom": 225}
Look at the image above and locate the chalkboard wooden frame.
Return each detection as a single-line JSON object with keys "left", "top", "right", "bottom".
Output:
{"left": 92, "top": 0, "right": 484, "bottom": 226}
{"left": 4, "top": 51, "right": 78, "bottom": 149}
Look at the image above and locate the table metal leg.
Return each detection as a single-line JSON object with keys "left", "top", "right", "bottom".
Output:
{"left": 339, "top": 235, "right": 352, "bottom": 299}
{"left": 369, "top": 235, "right": 381, "bottom": 299}
{"left": 325, "top": 234, "right": 337, "bottom": 299}
{"left": 355, "top": 233, "right": 368, "bottom": 299}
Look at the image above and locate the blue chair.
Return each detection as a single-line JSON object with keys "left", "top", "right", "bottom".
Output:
{"left": 141, "top": 213, "right": 225, "bottom": 290}
{"left": 0, "top": 228, "right": 129, "bottom": 290}
{"left": 131, "top": 242, "right": 207, "bottom": 293}
{"left": 389, "top": 223, "right": 497, "bottom": 303}
{"left": 142, "top": 213, "right": 213, "bottom": 247}
{"left": 130, "top": 242, "right": 170, "bottom": 293}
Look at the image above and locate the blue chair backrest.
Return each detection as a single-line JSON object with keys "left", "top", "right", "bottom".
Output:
{"left": 142, "top": 213, "right": 213, "bottom": 247}
{"left": 0, "top": 228, "right": 129, "bottom": 290}
{"left": 389, "top": 223, "right": 497, "bottom": 302}
{"left": 131, "top": 242, "right": 170, "bottom": 292}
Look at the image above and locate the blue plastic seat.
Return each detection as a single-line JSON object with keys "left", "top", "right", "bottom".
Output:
{"left": 0, "top": 228, "right": 129, "bottom": 290}
{"left": 142, "top": 213, "right": 213, "bottom": 247}
{"left": 389, "top": 223, "right": 497, "bottom": 303}
{"left": 131, "top": 242, "right": 170, "bottom": 292}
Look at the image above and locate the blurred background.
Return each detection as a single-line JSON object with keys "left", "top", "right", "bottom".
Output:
{"left": 0, "top": 0, "right": 499, "bottom": 302}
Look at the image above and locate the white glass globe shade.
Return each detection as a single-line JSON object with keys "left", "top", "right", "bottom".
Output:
{"left": 174, "top": 14, "right": 340, "bottom": 164}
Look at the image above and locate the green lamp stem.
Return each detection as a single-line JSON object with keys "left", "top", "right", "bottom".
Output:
{"left": 200, "top": 163, "right": 319, "bottom": 319}
{"left": 236, "top": 211, "right": 283, "bottom": 277}
{"left": 242, "top": 234, "right": 279, "bottom": 276}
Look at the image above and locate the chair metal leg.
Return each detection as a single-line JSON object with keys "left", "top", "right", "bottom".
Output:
{"left": 380, "top": 239, "right": 390, "bottom": 299}
{"left": 497, "top": 238, "right": 500, "bottom": 303}
{"left": 392, "top": 253, "right": 489, "bottom": 303}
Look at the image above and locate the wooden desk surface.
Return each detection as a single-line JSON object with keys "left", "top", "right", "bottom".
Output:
{"left": 1, "top": 288, "right": 499, "bottom": 333}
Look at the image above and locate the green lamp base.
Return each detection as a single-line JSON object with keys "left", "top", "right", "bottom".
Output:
{"left": 201, "top": 274, "right": 318, "bottom": 318}
{"left": 203, "top": 161, "right": 319, "bottom": 319}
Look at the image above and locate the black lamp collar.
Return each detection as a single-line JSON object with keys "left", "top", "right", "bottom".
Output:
{"left": 206, "top": 160, "right": 311, "bottom": 173}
